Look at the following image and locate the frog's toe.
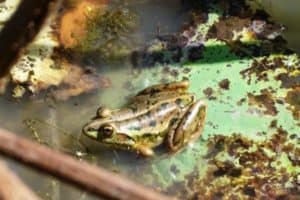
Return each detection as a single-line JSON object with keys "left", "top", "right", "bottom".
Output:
{"left": 136, "top": 146, "right": 154, "bottom": 157}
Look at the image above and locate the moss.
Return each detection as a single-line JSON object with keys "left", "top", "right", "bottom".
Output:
{"left": 75, "top": 7, "right": 139, "bottom": 60}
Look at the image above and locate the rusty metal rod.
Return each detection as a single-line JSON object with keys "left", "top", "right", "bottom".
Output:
{"left": 0, "top": 128, "right": 175, "bottom": 200}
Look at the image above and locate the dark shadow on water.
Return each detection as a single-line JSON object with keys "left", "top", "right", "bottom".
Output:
{"left": 6, "top": 36, "right": 294, "bottom": 77}
{"left": 130, "top": 38, "right": 293, "bottom": 68}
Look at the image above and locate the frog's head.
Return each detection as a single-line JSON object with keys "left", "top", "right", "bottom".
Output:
{"left": 82, "top": 107, "right": 135, "bottom": 148}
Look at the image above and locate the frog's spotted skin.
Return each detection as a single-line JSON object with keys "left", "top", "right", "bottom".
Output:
{"left": 82, "top": 81, "right": 207, "bottom": 156}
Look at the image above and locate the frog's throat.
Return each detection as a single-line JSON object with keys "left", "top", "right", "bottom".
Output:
{"left": 102, "top": 136, "right": 135, "bottom": 146}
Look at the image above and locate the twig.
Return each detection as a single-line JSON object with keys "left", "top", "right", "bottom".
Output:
{"left": 0, "top": 160, "right": 40, "bottom": 200}
{"left": 0, "top": 128, "right": 175, "bottom": 200}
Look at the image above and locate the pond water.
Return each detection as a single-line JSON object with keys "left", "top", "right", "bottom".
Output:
{"left": 0, "top": 0, "right": 299, "bottom": 200}
{"left": 0, "top": 0, "right": 190, "bottom": 199}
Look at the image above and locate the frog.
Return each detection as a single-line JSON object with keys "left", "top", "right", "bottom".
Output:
{"left": 82, "top": 80, "right": 207, "bottom": 156}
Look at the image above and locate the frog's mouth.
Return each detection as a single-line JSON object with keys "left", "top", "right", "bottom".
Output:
{"left": 82, "top": 123, "right": 98, "bottom": 139}
{"left": 101, "top": 133, "right": 136, "bottom": 147}
{"left": 82, "top": 125, "right": 136, "bottom": 148}
{"left": 84, "top": 130, "right": 98, "bottom": 139}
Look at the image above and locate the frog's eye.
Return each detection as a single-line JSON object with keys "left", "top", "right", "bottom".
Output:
{"left": 98, "top": 124, "right": 114, "bottom": 138}
{"left": 97, "top": 107, "right": 111, "bottom": 118}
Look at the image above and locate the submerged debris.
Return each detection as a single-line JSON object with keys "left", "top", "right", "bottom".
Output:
{"left": 207, "top": 16, "right": 284, "bottom": 43}
{"left": 277, "top": 72, "right": 300, "bottom": 89}
{"left": 285, "top": 87, "right": 300, "bottom": 120}
{"left": 132, "top": 11, "right": 206, "bottom": 67}
{"left": 9, "top": 57, "right": 110, "bottom": 100}
{"left": 239, "top": 54, "right": 299, "bottom": 119}
{"left": 203, "top": 87, "right": 216, "bottom": 100}
{"left": 241, "top": 56, "right": 299, "bottom": 84}
{"left": 207, "top": 16, "right": 251, "bottom": 41}
{"left": 49, "top": 64, "right": 111, "bottom": 101}
{"left": 218, "top": 78, "right": 230, "bottom": 90}
{"left": 160, "top": 66, "right": 180, "bottom": 79}
{"left": 12, "top": 85, "right": 26, "bottom": 98}
{"left": 166, "top": 128, "right": 300, "bottom": 200}
{"left": 206, "top": 1, "right": 286, "bottom": 60}
{"left": 10, "top": 55, "right": 68, "bottom": 95}
{"left": 247, "top": 89, "right": 277, "bottom": 116}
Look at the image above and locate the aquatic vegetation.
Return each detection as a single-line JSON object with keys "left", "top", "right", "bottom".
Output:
{"left": 0, "top": 0, "right": 299, "bottom": 198}
{"left": 74, "top": 7, "right": 139, "bottom": 60}
{"left": 166, "top": 129, "right": 299, "bottom": 199}
{"left": 59, "top": 0, "right": 108, "bottom": 48}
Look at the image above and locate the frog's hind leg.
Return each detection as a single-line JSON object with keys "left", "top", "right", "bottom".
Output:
{"left": 136, "top": 80, "right": 189, "bottom": 96}
{"left": 167, "top": 100, "right": 207, "bottom": 152}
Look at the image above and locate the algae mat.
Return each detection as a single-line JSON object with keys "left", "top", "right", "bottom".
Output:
{"left": 103, "top": 3, "right": 300, "bottom": 200}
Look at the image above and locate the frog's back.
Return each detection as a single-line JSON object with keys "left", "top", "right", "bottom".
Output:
{"left": 115, "top": 93, "right": 195, "bottom": 138}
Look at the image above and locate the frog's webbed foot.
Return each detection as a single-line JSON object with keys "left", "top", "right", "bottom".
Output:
{"left": 136, "top": 80, "right": 189, "bottom": 96}
{"left": 167, "top": 100, "right": 207, "bottom": 152}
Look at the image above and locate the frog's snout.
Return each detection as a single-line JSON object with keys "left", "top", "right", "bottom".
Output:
{"left": 82, "top": 123, "right": 98, "bottom": 140}
{"left": 82, "top": 123, "right": 89, "bottom": 134}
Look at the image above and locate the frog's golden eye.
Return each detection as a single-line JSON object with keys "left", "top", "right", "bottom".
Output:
{"left": 97, "top": 107, "right": 111, "bottom": 118}
{"left": 98, "top": 124, "right": 114, "bottom": 138}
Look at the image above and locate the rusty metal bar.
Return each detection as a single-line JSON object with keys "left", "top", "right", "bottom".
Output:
{"left": 0, "top": 160, "right": 40, "bottom": 200}
{"left": 0, "top": 128, "right": 175, "bottom": 200}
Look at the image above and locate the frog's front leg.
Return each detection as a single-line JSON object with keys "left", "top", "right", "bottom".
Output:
{"left": 135, "top": 145, "right": 155, "bottom": 157}
{"left": 167, "top": 100, "right": 207, "bottom": 151}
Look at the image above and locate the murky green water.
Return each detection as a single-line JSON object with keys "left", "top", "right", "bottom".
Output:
{"left": 0, "top": 1, "right": 299, "bottom": 200}
{"left": 0, "top": 0, "right": 189, "bottom": 199}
